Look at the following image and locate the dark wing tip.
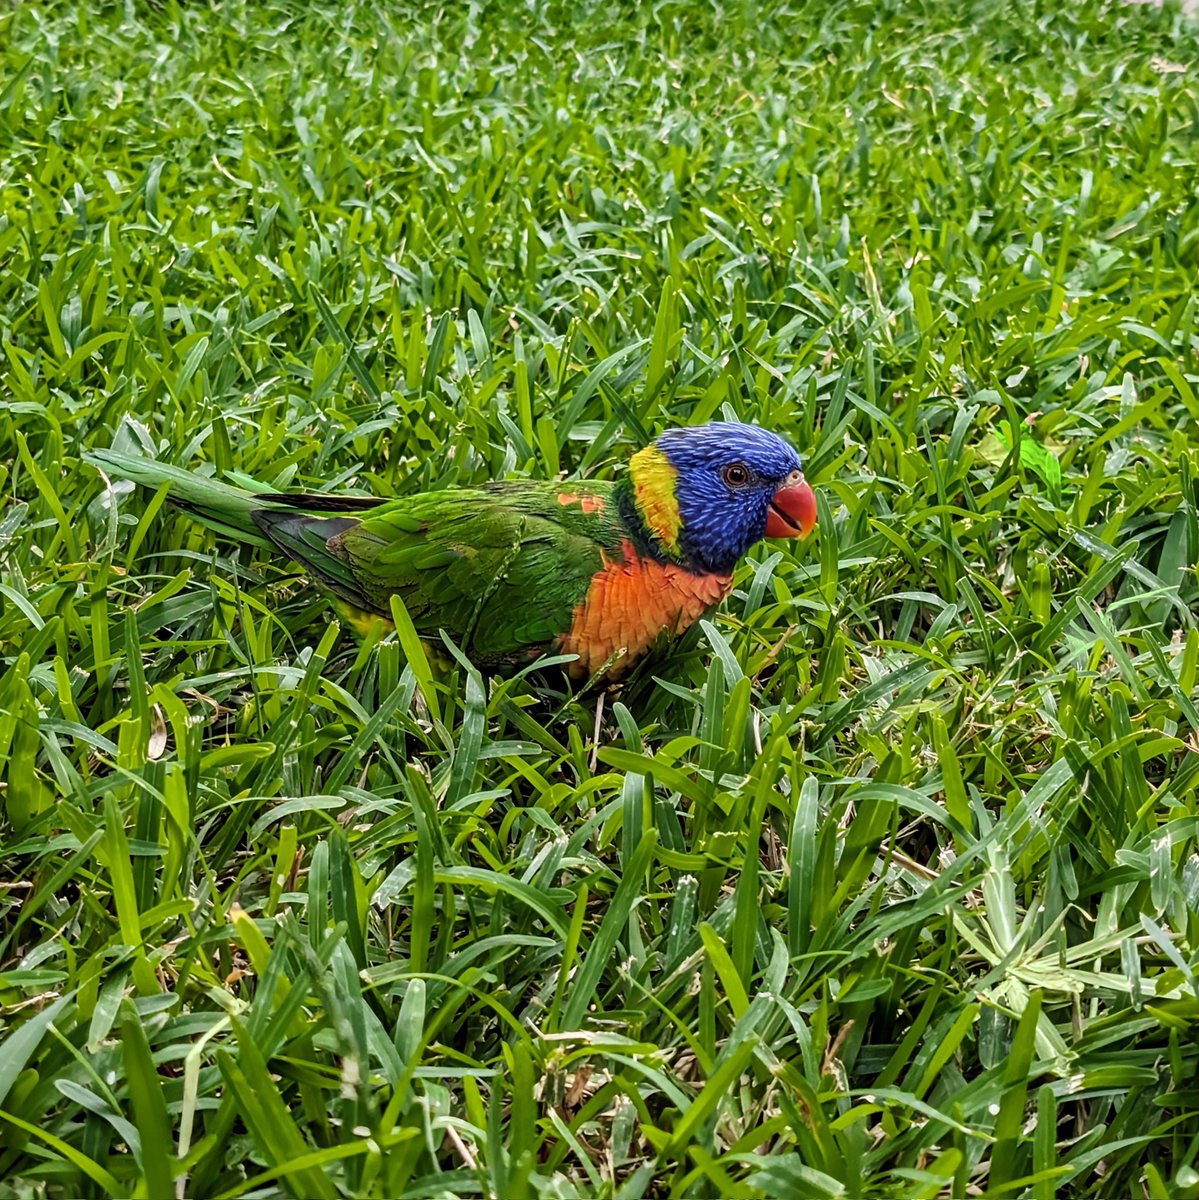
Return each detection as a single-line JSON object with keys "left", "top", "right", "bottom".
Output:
{"left": 249, "top": 509, "right": 360, "bottom": 542}
{"left": 254, "top": 492, "right": 385, "bottom": 513}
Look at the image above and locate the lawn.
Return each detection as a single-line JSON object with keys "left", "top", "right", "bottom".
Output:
{"left": 2, "top": 0, "right": 1199, "bottom": 1195}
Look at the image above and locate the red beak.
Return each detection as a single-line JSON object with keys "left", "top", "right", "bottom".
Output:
{"left": 765, "top": 478, "right": 817, "bottom": 539}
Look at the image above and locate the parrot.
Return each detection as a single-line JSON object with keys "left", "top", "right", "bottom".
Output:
{"left": 87, "top": 422, "right": 816, "bottom": 680}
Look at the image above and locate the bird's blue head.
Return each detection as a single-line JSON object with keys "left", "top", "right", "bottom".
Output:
{"left": 628, "top": 422, "right": 816, "bottom": 574}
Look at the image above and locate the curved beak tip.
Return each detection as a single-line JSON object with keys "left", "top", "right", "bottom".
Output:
{"left": 765, "top": 480, "right": 817, "bottom": 540}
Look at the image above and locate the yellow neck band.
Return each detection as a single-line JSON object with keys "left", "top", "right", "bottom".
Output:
{"left": 628, "top": 445, "right": 683, "bottom": 557}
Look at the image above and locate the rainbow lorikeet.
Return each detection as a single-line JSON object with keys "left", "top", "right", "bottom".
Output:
{"left": 88, "top": 423, "right": 816, "bottom": 679}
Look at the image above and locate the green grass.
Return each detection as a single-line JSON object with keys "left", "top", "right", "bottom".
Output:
{"left": 2, "top": 0, "right": 1199, "bottom": 1194}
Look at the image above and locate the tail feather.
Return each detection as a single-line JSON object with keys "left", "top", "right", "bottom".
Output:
{"left": 87, "top": 449, "right": 275, "bottom": 547}
{"left": 87, "top": 449, "right": 386, "bottom": 610}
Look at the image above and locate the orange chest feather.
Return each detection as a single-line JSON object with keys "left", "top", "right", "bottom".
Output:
{"left": 558, "top": 541, "right": 732, "bottom": 678}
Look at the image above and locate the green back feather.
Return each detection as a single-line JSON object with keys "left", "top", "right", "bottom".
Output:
{"left": 334, "top": 484, "right": 621, "bottom": 664}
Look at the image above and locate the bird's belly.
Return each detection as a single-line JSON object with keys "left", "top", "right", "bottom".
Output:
{"left": 336, "top": 600, "right": 395, "bottom": 640}
{"left": 557, "top": 542, "right": 732, "bottom": 679}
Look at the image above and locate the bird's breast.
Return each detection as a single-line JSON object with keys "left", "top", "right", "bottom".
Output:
{"left": 557, "top": 540, "right": 732, "bottom": 679}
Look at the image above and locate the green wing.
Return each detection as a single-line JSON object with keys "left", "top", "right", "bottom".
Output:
{"left": 255, "top": 482, "right": 622, "bottom": 667}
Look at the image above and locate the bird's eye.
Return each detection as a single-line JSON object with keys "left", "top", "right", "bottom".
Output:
{"left": 723, "top": 463, "right": 750, "bottom": 487}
